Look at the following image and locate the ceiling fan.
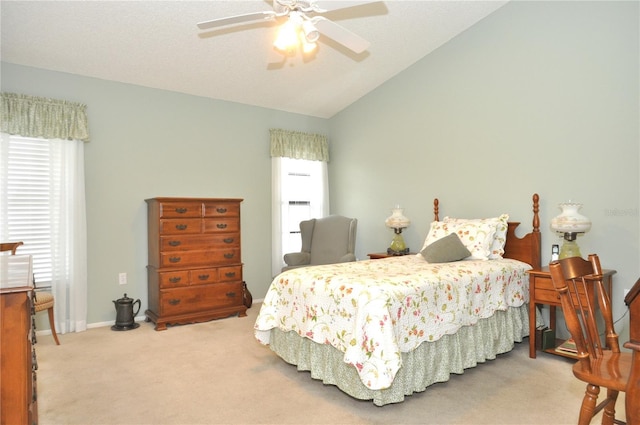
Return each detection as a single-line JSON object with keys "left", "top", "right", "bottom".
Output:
{"left": 197, "top": 1, "right": 380, "bottom": 55}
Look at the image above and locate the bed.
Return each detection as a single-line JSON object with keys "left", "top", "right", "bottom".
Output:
{"left": 254, "top": 194, "right": 541, "bottom": 406}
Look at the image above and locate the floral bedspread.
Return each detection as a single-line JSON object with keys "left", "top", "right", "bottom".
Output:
{"left": 254, "top": 255, "right": 531, "bottom": 390}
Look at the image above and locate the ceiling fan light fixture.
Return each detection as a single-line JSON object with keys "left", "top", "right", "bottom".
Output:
{"left": 301, "top": 39, "right": 317, "bottom": 54}
{"left": 302, "top": 20, "right": 319, "bottom": 43}
{"left": 273, "top": 19, "right": 299, "bottom": 53}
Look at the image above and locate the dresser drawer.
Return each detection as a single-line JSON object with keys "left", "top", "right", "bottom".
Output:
{"left": 158, "top": 268, "right": 220, "bottom": 288}
{"left": 160, "top": 233, "right": 240, "bottom": 251}
{"left": 160, "top": 218, "right": 202, "bottom": 235}
{"left": 160, "top": 248, "right": 241, "bottom": 268}
{"left": 203, "top": 202, "right": 240, "bottom": 218}
{"left": 160, "top": 282, "right": 243, "bottom": 316}
{"left": 533, "top": 277, "right": 592, "bottom": 306}
{"left": 159, "top": 270, "right": 190, "bottom": 288}
{"left": 191, "top": 268, "right": 219, "bottom": 285}
{"left": 218, "top": 265, "right": 242, "bottom": 282}
{"left": 159, "top": 202, "right": 203, "bottom": 218}
{"left": 533, "top": 287, "right": 561, "bottom": 304}
{"left": 203, "top": 218, "right": 240, "bottom": 233}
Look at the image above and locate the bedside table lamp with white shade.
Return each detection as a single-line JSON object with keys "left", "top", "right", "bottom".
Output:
{"left": 550, "top": 202, "right": 592, "bottom": 259}
{"left": 385, "top": 206, "right": 410, "bottom": 255}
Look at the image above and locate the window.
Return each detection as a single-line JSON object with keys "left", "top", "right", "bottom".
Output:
{"left": 280, "top": 158, "right": 326, "bottom": 256}
{"left": 0, "top": 132, "right": 88, "bottom": 333}
{"left": 1, "top": 92, "right": 89, "bottom": 333}
{"left": 269, "top": 128, "right": 329, "bottom": 276}
{"left": 271, "top": 157, "right": 329, "bottom": 275}
{"left": 1, "top": 135, "right": 55, "bottom": 283}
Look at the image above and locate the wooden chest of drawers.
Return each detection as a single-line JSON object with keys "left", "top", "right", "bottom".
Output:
{"left": 1, "top": 255, "right": 37, "bottom": 425}
{"left": 145, "top": 197, "right": 247, "bottom": 330}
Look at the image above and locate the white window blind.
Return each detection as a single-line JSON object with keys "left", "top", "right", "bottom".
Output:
{"left": 279, "top": 157, "right": 326, "bottom": 259}
{"left": 0, "top": 134, "right": 54, "bottom": 283}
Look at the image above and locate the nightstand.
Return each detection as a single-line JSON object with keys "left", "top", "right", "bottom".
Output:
{"left": 368, "top": 252, "right": 416, "bottom": 259}
{"left": 527, "top": 266, "right": 616, "bottom": 359}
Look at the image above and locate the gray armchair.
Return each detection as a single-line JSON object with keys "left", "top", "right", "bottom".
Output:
{"left": 282, "top": 215, "right": 357, "bottom": 272}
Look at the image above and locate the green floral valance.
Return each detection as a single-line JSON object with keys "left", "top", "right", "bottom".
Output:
{"left": 270, "top": 128, "right": 328, "bottom": 162}
{"left": 1, "top": 92, "right": 90, "bottom": 142}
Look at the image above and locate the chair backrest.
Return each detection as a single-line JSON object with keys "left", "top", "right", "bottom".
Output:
{"left": 548, "top": 254, "right": 619, "bottom": 372}
{"left": 0, "top": 241, "right": 24, "bottom": 255}
{"left": 301, "top": 215, "right": 357, "bottom": 266}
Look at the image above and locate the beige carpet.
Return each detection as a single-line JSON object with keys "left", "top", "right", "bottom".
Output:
{"left": 35, "top": 303, "right": 626, "bottom": 425}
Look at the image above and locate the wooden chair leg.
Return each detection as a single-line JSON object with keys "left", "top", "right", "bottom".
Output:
{"left": 47, "top": 306, "right": 60, "bottom": 345}
{"left": 601, "top": 389, "right": 619, "bottom": 425}
{"left": 578, "top": 384, "right": 600, "bottom": 425}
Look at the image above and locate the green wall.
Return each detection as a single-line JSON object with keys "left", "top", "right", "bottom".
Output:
{"left": 330, "top": 1, "right": 639, "bottom": 343}
{"left": 2, "top": 1, "right": 638, "bottom": 344}
{"left": 1, "top": 63, "right": 329, "bottom": 326}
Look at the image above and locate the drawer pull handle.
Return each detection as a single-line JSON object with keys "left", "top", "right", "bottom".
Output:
{"left": 176, "top": 224, "right": 187, "bottom": 230}
{"left": 217, "top": 223, "right": 228, "bottom": 229}
{"left": 168, "top": 299, "right": 181, "bottom": 305}
{"left": 198, "top": 274, "right": 210, "bottom": 280}
{"left": 226, "top": 292, "right": 236, "bottom": 298}
{"left": 216, "top": 207, "right": 227, "bottom": 213}
{"left": 175, "top": 208, "right": 188, "bottom": 214}
{"left": 225, "top": 272, "right": 236, "bottom": 278}
{"left": 223, "top": 238, "right": 234, "bottom": 244}
{"left": 169, "top": 256, "right": 181, "bottom": 263}
{"left": 169, "top": 277, "right": 181, "bottom": 283}
{"left": 168, "top": 240, "right": 181, "bottom": 247}
{"left": 224, "top": 253, "right": 234, "bottom": 259}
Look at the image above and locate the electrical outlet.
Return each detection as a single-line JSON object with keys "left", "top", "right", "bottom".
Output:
{"left": 119, "top": 272, "right": 127, "bottom": 285}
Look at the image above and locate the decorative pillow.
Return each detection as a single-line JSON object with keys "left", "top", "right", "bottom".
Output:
{"left": 443, "top": 214, "right": 509, "bottom": 259}
{"left": 420, "top": 233, "right": 471, "bottom": 263}
{"left": 421, "top": 220, "right": 497, "bottom": 261}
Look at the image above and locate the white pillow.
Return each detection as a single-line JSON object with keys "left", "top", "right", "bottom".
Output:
{"left": 421, "top": 220, "right": 497, "bottom": 261}
{"left": 443, "top": 214, "right": 509, "bottom": 259}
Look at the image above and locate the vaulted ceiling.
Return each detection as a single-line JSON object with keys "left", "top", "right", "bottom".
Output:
{"left": 1, "top": 1, "right": 508, "bottom": 118}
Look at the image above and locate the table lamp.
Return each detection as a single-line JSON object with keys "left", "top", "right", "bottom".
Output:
{"left": 550, "top": 202, "right": 591, "bottom": 259}
{"left": 385, "top": 206, "right": 410, "bottom": 255}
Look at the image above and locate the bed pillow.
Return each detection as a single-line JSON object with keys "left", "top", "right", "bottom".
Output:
{"left": 421, "top": 220, "right": 497, "bottom": 260}
{"left": 420, "top": 233, "right": 471, "bottom": 263}
{"left": 443, "top": 214, "right": 509, "bottom": 259}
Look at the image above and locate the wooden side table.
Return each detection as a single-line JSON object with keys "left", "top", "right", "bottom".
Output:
{"left": 368, "top": 252, "right": 415, "bottom": 259}
{"left": 527, "top": 266, "right": 616, "bottom": 359}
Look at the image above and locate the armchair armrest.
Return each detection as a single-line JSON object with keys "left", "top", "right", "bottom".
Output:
{"left": 338, "top": 253, "right": 356, "bottom": 263}
{"left": 283, "top": 252, "right": 311, "bottom": 267}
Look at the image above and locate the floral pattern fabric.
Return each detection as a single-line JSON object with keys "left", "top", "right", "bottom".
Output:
{"left": 254, "top": 255, "right": 531, "bottom": 390}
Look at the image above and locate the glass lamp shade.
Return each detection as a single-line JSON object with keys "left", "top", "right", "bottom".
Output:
{"left": 385, "top": 206, "right": 410, "bottom": 229}
{"left": 550, "top": 202, "right": 591, "bottom": 259}
{"left": 385, "top": 206, "right": 410, "bottom": 255}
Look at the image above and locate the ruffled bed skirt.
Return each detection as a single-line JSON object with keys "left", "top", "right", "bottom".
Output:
{"left": 267, "top": 303, "right": 530, "bottom": 406}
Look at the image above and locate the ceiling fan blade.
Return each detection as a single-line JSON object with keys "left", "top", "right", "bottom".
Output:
{"left": 314, "top": 1, "right": 381, "bottom": 13}
{"left": 197, "top": 11, "right": 277, "bottom": 30}
{"left": 313, "top": 17, "right": 370, "bottom": 54}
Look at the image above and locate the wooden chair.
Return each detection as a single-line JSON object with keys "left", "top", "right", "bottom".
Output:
{"left": 1, "top": 241, "right": 60, "bottom": 345}
{"left": 0, "top": 241, "right": 24, "bottom": 254}
{"left": 549, "top": 254, "right": 631, "bottom": 425}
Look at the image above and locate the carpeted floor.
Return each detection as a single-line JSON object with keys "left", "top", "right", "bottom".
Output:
{"left": 35, "top": 303, "right": 625, "bottom": 425}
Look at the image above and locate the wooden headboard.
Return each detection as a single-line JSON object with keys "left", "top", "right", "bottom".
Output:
{"left": 433, "top": 193, "right": 541, "bottom": 269}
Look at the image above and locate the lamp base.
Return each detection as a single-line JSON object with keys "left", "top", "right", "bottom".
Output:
{"left": 388, "top": 233, "right": 409, "bottom": 256}
{"left": 387, "top": 247, "right": 410, "bottom": 256}
{"left": 559, "top": 240, "right": 582, "bottom": 259}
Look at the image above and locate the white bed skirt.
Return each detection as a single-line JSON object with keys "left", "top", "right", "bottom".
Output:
{"left": 267, "top": 303, "right": 530, "bottom": 406}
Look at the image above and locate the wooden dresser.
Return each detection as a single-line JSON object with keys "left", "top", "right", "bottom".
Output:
{"left": 1, "top": 255, "right": 38, "bottom": 425}
{"left": 145, "top": 197, "right": 247, "bottom": 330}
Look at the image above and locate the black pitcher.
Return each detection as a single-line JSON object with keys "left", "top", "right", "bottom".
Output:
{"left": 111, "top": 293, "right": 141, "bottom": 331}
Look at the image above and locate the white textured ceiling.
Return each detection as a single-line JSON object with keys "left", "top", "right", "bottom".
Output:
{"left": 1, "top": 1, "right": 508, "bottom": 118}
